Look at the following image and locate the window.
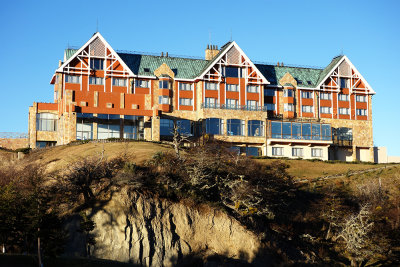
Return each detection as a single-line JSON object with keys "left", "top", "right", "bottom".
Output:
{"left": 292, "top": 148, "right": 304, "bottom": 157}
{"left": 339, "top": 108, "right": 350, "bottom": 115}
{"left": 338, "top": 94, "right": 349, "bottom": 101}
{"left": 334, "top": 127, "right": 353, "bottom": 141}
{"left": 246, "top": 85, "right": 259, "bottom": 93}
{"left": 98, "top": 124, "right": 120, "bottom": 139}
{"left": 36, "top": 141, "right": 56, "bottom": 148}
{"left": 340, "top": 78, "right": 349, "bottom": 89}
{"left": 302, "top": 91, "right": 312, "bottom": 99}
{"left": 159, "top": 80, "right": 170, "bottom": 89}
{"left": 272, "top": 147, "right": 283, "bottom": 156}
{"left": 302, "top": 105, "right": 313, "bottom": 113}
{"left": 320, "top": 92, "right": 331, "bottom": 100}
{"left": 89, "top": 77, "right": 104, "bottom": 85}
{"left": 264, "top": 89, "right": 275, "bottom": 96}
{"left": 284, "top": 103, "right": 294, "bottom": 112}
{"left": 160, "top": 119, "right": 174, "bottom": 136}
{"left": 123, "top": 116, "right": 144, "bottom": 140}
{"left": 312, "top": 148, "right": 323, "bottom": 157}
{"left": 320, "top": 106, "right": 332, "bottom": 114}
{"left": 284, "top": 89, "right": 293, "bottom": 97}
{"left": 356, "top": 95, "right": 367, "bottom": 102}
{"left": 135, "top": 80, "right": 149, "bottom": 88}
{"left": 179, "top": 98, "right": 193, "bottom": 106}
{"left": 321, "top": 124, "right": 332, "bottom": 141}
{"left": 179, "top": 83, "right": 192, "bottom": 91}
{"left": 248, "top": 120, "right": 264, "bottom": 137}
{"left": 90, "top": 58, "right": 104, "bottom": 70}
{"left": 226, "top": 84, "right": 239, "bottom": 92}
{"left": 296, "top": 79, "right": 303, "bottom": 85}
{"left": 65, "top": 75, "right": 80, "bottom": 84}
{"left": 205, "top": 82, "right": 218, "bottom": 90}
{"left": 225, "top": 67, "right": 239, "bottom": 78}
{"left": 227, "top": 119, "right": 245, "bottom": 136}
{"left": 112, "top": 78, "right": 127, "bottom": 87}
{"left": 76, "top": 122, "right": 93, "bottom": 140}
{"left": 226, "top": 99, "right": 238, "bottom": 109}
{"left": 205, "top": 97, "right": 217, "bottom": 108}
{"left": 246, "top": 100, "right": 258, "bottom": 110}
{"left": 356, "top": 109, "right": 367, "bottom": 116}
{"left": 36, "top": 113, "right": 57, "bottom": 131}
{"left": 159, "top": 96, "right": 170, "bottom": 105}
{"left": 265, "top": 103, "right": 275, "bottom": 111}
{"left": 206, "top": 118, "right": 224, "bottom": 135}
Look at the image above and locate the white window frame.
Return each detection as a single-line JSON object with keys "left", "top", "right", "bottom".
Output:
{"left": 320, "top": 92, "right": 331, "bottom": 100}
{"left": 339, "top": 108, "right": 350, "bottom": 115}
{"left": 246, "top": 85, "right": 259, "bottom": 93}
{"left": 205, "top": 82, "right": 218, "bottom": 90}
{"left": 272, "top": 147, "right": 283, "bottom": 156}
{"left": 302, "top": 91, "right": 313, "bottom": 99}
{"left": 65, "top": 75, "right": 80, "bottom": 84}
{"left": 226, "top": 84, "right": 239, "bottom": 92}
{"left": 311, "top": 148, "right": 323, "bottom": 158}
{"left": 356, "top": 109, "right": 367, "bottom": 116}
{"left": 284, "top": 89, "right": 294, "bottom": 97}
{"left": 284, "top": 103, "right": 294, "bottom": 112}
{"left": 179, "top": 83, "right": 192, "bottom": 91}
{"left": 89, "top": 77, "right": 104, "bottom": 85}
{"left": 356, "top": 95, "right": 367, "bottom": 102}
{"left": 302, "top": 105, "right": 313, "bottom": 113}
{"left": 292, "top": 147, "right": 304, "bottom": 157}
{"left": 338, "top": 94, "right": 349, "bottom": 101}
{"left": 112, "top": 78, "right": 127, "bottom": 87}
{"left": 320, "top": 106, "right": 332, "bottom": 114}
{"left": 179, "top": 98, "right": 193, "bottom": 106}
{"left": 135, "top": 80, "right": 149, "bottom": 88}
{"left": 158, "top": 95, "right": 170, "bottom": 105}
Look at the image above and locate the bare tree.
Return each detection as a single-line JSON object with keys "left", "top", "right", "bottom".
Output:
{"left": 172, "top": 123, "right": 191, "bottom": 160}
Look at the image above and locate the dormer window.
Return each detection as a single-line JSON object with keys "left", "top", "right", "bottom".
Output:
{"left": 159, "top": 80, "right": 170, "bottom": 89}
{"left": 340, "top": 78, "right": 349, "bottom": 89}
{"left": 90, "top": 58, "right": 104, "bottom": 70}
{"left": 225, "top": 67, "right": 239, "bottom": 78}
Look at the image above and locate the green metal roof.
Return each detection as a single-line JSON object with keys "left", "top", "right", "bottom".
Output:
{"left": 118, "top": 53, "right": 208, "bottom": 79}
{"left": 64, "top": 47, "right": 339, "bottom": 86}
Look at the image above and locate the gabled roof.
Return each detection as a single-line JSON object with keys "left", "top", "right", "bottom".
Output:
{"left": 315, "top": 55, "right": 344, "bottom": 86}
{"left": 197, "top": 41, "right": 270, "bottom": 84}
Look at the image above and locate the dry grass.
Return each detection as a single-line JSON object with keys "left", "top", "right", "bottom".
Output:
{"left": 21, "top": 141, "right": 173, "bottom": 172}
{"left": 255, "top": 158, "right": 385, "bottom": 179}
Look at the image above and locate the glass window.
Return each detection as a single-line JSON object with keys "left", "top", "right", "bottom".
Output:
{"left": 98, "top": 124, "right": 120, "bottom": 139}
{"left": 282, "top": 122, "right": 291, "bottom": 139}
{"left": 264, "top": 89, "right": 275, "bottom": 96}
{"left": 76, "top": 122, "right": 93, "bottom": 140}
{"left": 302, "top": 123, "right": 311, "bottom": 140}
{"left": 356, "top": 95, "right": 367, "bottom": 102}
{"left": 340, "top": 78, "right": 349, "bottom": 89}
{"left": 159, "top": 96, "right": 170, "bottom": 105}
{"left": 312, "top": 148, "right": 322, "bottom": 157}
{"left": 339, "top": 108, "right": 350, "bottom": 115}
{"left": 124, "top": 116, "right": 144, "bottom": 139}
{"left": 112, "top": 78, "right": 127, "bottom": 87}
{"left": 265, "top": 103, "right": 275, "bottom": 111}
{"left": 205, "top": 82, "right": 218, "bottom": 90}
{"left": 246, "top": 85, "right": 259, "bottom": 93}
{"left": 246, "top": 147, "right": 260, "bottom": 156}
{"left": 205, "top": 118, "right": 224, "bottom": 135}
{"left": 335, "top": 127, "right": 353, "bottom": 141}
{"left": 302, "top": 105, "right": 313, "bottom": 113}
{"left": 90, "top": 58, "right": 104, "bottom": 70}
{"left": 321, "top": 124, "right": 331, "bottom": 141}
{"left": 65, "top": 75, "right": 80, "bottom": 84}
{"left": 312, "top": 123, "right": 321, "bottom": 140}
{"left": 248, "top": 120, "right": 264, "bottom": 137}
{"left": 356, "top": 109, "right": 367, "bottom": 116}
{"left": 338, "top": 94, "right": 349, "bottom": 101}
{"left": 177, "top": 120, "right": 192, "bottom": 136}
{"left": 159, "top": 80, "right": 169, "bottom": 89}
{"left": 135, "top": 80, "right": 149, "bottom": 88}
{"left": 292, "top": 148, "right": 304, "bottom": 157}
{"left": 205, "top": 97, "right": 217, "bottom": 108}
{"left": 292, "top": 123, "right": 301, "bottom": 139}
{"left": 160, "top": 119, "right": 174, "bottom": 136}
{"left": 320, "top": 106, "right": 331, "bottom": 114}
{"left": 179, "top": 83, "right": 192, "bottom": 91}
{"left": 271, "top": 121, "right": 282, "bottom": 138}
{"left": 225, "top": 67, "right": 239, "bottom": 78}
{"left": 89, "top": 77, "right": 104, "bottom": 85}
{"left": 226, "top": 84, "right": 239, "bottom": 92}
{"left": 226, "top": 99, "right": 238, "bottom": 109}
{"left": 227, "top": 119, "right": 245, "bottom": 136}
{"left": 320, "top": 93, "right": 331, "bottom": 100}
{"left": 179, "top": 98, "right": 193, "bottom": 106}
{"left": 284, "top": 103, "right": 294, "bottom": 112}
{"left": 302, "top": 91, "right": 312, "bottom": 99}
{"left": 246, "top": 100, "right": 258, "bottom": 110}
{"left": 284, "top": 89, "right": 293, "bottom": 97}
{"left": 36, "top": 113, "right": 57, "bottom": 132}
{"left": 272, "top": 147, "right": 283, "bottom": 156}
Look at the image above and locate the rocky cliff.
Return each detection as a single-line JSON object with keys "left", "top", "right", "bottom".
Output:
{"left": 66, "top": 187, "right": 262, "bottom": 266}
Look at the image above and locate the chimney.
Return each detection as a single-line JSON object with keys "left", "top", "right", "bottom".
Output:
{"left": 281, "top": 62, "right": 284, "bottom": 67}
{"left": 59, "top": 60, "right": 62, "bottom": 67}
{"left": 166, "top": 52, "right": 168, "bottom": 57}
{"left": 161, "top": 52, "right": 164, "bottom": 57}
{"left": 277, "top": 62, "right": 280, "bottom": 67}
{"left": 205, "top": 44, "right": 220, "bottom": 60}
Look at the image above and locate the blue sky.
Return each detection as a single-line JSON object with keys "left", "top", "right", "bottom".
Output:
{"left": 0, "top": 0, "right": 399, "bottom": 155}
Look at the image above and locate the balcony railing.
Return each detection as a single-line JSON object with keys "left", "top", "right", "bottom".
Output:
{"left": 201, "top": 103, "right": 268, "bottom": 112}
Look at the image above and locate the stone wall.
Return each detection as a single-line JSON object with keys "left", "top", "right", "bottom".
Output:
{"left": 0, "top": 138, "right": 29, "bottom": 150}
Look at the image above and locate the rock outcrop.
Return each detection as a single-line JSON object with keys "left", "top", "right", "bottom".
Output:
{"left": 68, "top": 187, "right": 262, "bottom": 266}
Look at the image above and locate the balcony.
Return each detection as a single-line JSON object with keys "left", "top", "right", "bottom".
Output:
{"left": 201, "top": 103, "right": 268, "bottom": 112}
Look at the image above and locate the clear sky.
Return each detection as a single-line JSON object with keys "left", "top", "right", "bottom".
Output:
{"left": 0, "top": 0, "right": 399, "bottom": 155}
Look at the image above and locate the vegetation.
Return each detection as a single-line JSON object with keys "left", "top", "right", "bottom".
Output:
{"left": 0, "top": 141, "right": 399, "bottom": 266}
